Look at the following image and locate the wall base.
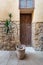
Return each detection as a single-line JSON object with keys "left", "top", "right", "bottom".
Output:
{"left": 32, "top": 22, "right": 43, "bottom": 51}
{"left": 0, "top": 21, "right": 20, "bottom": 50}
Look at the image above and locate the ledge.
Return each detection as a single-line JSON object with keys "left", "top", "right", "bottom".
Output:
{"left": 20, "top": 8, "right": 34, "bottom": 14}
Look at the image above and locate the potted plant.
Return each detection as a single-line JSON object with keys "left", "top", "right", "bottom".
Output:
{"left": 16, "top": 43, "right": 25, "bottom": 59}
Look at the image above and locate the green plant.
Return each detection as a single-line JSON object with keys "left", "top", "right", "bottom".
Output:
{"left": 5, "top": 19, "right": 10, "bottom": 34}
{"left": 9, "top": 13, "right": 12, "bottom": 21}
{"left": 5, "top": 13, "right": 12, "bottom": 34}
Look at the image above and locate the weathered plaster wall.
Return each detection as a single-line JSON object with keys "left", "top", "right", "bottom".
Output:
{"left": 0, "top": 0, "right": 20, "bottom": 50}
{"left": 32, "top": 0, "right": 43, "bottom": 50}
{"left": 0, "top": 0, "right": 20, "bottom": 21}
{"left": 32, "top": 0, "right": 43, "bottom": 22}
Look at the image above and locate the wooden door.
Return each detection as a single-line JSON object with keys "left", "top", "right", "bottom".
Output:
{"left": 20, "top": 14, "right": 32, "bottom": 45}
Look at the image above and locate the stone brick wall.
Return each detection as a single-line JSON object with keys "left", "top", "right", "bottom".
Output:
{"left": 32, "top": 22, "right": 43, "bottom": 51}
{"left": 0, "top": 21, "right": 20, "bottom": 50}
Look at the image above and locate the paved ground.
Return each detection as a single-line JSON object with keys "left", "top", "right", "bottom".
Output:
{"left": 0, "top": 47, "right": 43, "bottom": 65}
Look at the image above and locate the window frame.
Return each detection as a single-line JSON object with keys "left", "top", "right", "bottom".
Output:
{"left": 19, "top": 0, "right": 34, "bottom": 9}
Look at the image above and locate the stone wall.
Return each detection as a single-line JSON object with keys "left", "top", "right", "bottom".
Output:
{"left": 32, "top": 22, "right": 43, "bottom": 51}
{"left": 0, "top": 21, "right": 20, "bottom": 50}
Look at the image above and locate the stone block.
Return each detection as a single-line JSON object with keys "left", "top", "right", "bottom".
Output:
{"left": 0, "top": 21, "right": 20, "bottom": 50}
{"left": 32, "top": 22, "right": 43, "bottom": 51}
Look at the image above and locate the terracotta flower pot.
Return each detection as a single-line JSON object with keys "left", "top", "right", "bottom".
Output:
{"left": 16, "top": 45, "right": 25, "bottom": 59}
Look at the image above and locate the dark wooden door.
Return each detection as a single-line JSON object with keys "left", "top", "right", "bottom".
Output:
{"left": 20, "top": 14, "right": 32, "bottom": 45}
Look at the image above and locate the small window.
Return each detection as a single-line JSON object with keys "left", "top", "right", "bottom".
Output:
{"left": 19, "top": 0, "right": 34, "bottom": 8}
{"left": 27, "top": 0, "right": 33, "bottom": 8}
{"left": 20, "top": 0, "right": 26, "bottom": 8}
